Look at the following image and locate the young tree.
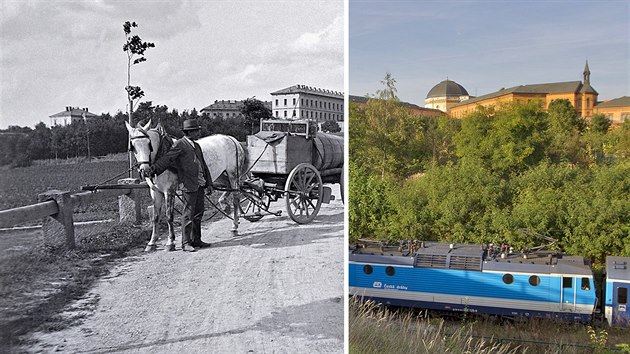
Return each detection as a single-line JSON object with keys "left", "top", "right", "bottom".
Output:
{"left": 123, "top": 21, "right": 155, "bottom": 126}
{"left": 123, "top": 21, "right": 154, "bottom": 174}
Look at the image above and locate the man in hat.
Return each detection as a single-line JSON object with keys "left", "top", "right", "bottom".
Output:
{"left": 142, "top": 119, "right": 212, "bottom": 252}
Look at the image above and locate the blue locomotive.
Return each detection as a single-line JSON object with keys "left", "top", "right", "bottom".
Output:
{"left": 349, "top": 240, "right": 630, "bottom": 327}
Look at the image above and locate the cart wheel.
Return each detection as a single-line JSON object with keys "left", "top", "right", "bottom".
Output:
{"left": 285, "top": 163, "right": 323, "bottom": 224}
{"left": 239, "top": 192, "right": 270, "bottom": 222}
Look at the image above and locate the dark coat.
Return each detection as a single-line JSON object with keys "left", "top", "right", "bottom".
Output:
{"left": 151, "top": 137, "right": 212, "bottom": 192}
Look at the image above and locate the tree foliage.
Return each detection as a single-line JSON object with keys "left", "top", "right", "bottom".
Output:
{"left": 349, "top": 73, "right": 630, "bottom": 262}
{"left": 241, "top": 97, "right": 272, "bottom": 134}
{"left": 1, "top": 103, "right": 254, "bottom": 167}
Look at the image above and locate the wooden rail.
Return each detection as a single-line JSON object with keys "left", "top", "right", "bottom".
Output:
{"left": 0, "top": 178, "right": 145, "bottom": 249}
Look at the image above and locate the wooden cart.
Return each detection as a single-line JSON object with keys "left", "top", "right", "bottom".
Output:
{"left": 239, "top": 119, "right": 344, "bottom": 224}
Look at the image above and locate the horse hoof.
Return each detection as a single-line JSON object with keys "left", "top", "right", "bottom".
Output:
{"left": 144, "top": 244, "right": 157, "bottom": 252}
{"left": 166, "top": 244, "right": 175, "bottom": 252}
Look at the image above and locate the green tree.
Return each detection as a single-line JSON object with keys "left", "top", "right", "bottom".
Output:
{"left": 589, "top": 113, "right": 611, "bottom": 133}
{"left": 546, "top": 99, "right": 586, "bottom": 163}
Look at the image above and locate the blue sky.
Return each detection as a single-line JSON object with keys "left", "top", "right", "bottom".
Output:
{"left": 0, "top": 0, "right": 343, "bottom": 129}
{"left": 350, "top": 0, "right": 629, "bottom": 105}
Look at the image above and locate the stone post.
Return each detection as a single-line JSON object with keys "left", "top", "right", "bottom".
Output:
{"left": 118, "top": 178, "right": 142, "bottom": 224}
{"left": 38, "top": 190, "right": 75, "bottom": 249}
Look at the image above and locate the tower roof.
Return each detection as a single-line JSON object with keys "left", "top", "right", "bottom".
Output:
{"left": 426, "top": 79, "right": 469, "bottom": 99}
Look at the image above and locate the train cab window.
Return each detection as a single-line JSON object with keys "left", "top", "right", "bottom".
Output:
{"left": 528, "top": 275, "right": 540, "bottom": 286}
{"left": 619, "top": 287, "right": 628, "bottom": 305}
{"left": 562, "top": 277, "right": 573, "bottom": 288}
{"left": 581, "top": 278, "right": 591, "bottom": 290}
{"left": 502, "top": 274, "right": 514, "bottom": 284}
{"left": 363, "top": 265, "right": 373, "bottom": 275}
{"left": 385, "top": 266, "right": 395, "bottom": 276}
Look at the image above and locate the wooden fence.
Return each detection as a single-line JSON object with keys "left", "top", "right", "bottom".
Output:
{"left": 0, "top": 178, "right": 147, "bottom": 249}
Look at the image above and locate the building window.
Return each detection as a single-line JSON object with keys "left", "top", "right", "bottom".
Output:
{"left": 363, "top": 265, "right": 373, "bottom": 275}
{"left": 275, "top": 99, "right": 278, "bottom": 106}
{"left": 284, "top": 99, "right": 287, "bottom": 106}
{"left": 293, "top": 98, "right": 296, "bottom": 105}
{"left": 284, "top": 110, "right": 287, "bottom": 117}
{"left": 503, "top": 274, "right": 514, "bottom": 284}
{"left": 301, "top": 98, "right": 304, "bottom": 106}
{"left": 529, "top": 275, "right": 540, "bottom": 286}
{"left": 275, "top": 111, "right": 279, "bottom": 118}
{"left": 292, "top": 110, "right": 296, "bottom": 117}
{"left": 385, "top": 266, "right": 395, "bottom": 276}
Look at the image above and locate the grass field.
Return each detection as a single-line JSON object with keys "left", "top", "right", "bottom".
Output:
{"left": 349, "top": 299, "right": 630, "bottom": 354}
{"left": 0, "top": 155, "right": 131, "bottom": 211}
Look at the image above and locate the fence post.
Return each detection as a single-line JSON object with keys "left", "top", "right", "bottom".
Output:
{"left": 118, "top": 178, "right": 142, "bottom": 224}
{"left": 38, "top": 190, "right": 75, "bottom": 249}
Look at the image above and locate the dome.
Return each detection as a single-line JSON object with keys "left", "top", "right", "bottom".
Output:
{"left": 426, "top": 80, "right": 469, "bottom": 99}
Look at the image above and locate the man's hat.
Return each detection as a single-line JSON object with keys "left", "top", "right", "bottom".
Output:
{"left": 182, "top": 119, "right": 201, "bottom": 131}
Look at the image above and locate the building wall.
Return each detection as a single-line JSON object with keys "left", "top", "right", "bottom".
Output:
{"left": 594, "top": 105, "right": 630, "bottom": 125}
{"left": 272, "top": 92, "right": 343, "bottom": 123}
{"left": 449, "top": 92, "right": 598, "bottom": 119}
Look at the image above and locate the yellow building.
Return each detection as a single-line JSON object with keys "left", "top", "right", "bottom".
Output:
{"left": 593, "top": 96, "right": 630, "bottom": 125}
{"left": 449, "top": 62, "right": 599, "bottom": 119}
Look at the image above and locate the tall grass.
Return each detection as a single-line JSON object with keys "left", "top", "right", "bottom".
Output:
{"left": 349, "top": 299, "right": 518, "bottom": 354}
{"left": 350, "top": 298, "right": 630, "bottom": 353}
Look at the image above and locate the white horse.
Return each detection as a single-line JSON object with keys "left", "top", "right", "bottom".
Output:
{"left": 126, "top": 120, "right": 246, "bottom": 252}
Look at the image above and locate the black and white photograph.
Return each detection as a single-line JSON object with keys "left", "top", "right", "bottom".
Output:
{"left": 0, "top": 0, "right": 344, "bottom": 352}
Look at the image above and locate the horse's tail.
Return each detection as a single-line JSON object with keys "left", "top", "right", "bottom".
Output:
{"left": 227, "top": 135, "right": 248, "bottom": 180}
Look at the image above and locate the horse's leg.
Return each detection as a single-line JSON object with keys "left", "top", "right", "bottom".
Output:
{"left": 164, "top": 191, "right": 176, "bottom": 251}
{"left": 231, "top": 189, "right": 240, "bottom": 236}
{"left": 218, "top": 191, "right": 232, "bottom": 214}
{"left": 145, "top": 191, "right": 163, "bottom": 252}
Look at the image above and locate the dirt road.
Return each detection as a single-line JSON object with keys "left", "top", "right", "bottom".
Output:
{"left": 24, "top": 189, "right": 344, "bottom": 353}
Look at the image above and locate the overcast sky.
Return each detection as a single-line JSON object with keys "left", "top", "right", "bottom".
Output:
{"left": 350, "top": 0, "right": 629, "bottom": 105}
{"left": 0, "top": 0, "right": 344, "bottom": 128}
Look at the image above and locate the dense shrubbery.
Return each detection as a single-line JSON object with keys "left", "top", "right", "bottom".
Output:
{"left": 350, "top": 76, "right": 630, "bottom": 262}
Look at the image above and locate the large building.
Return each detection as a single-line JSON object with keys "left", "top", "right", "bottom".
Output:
{"left": 351, "top": 95, "right": 445, "bottom": 117}
{"left": 447, "top": 62, "right": 600, "bottom": 119}
{"left": 49, "top": 107, "right": 97, "bottom": 126}
{"left": 200, "top": 99, "right": 272, "bottom": 119}
{"left": 593, "top": 96, "right": 630, "bottom": 125}
{"left": 270, "top": 84, "right": 344, "bottom": 129}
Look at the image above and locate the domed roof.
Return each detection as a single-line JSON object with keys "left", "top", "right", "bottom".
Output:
{"left": 426, "top": 79, "right": 469, "bottom": 98}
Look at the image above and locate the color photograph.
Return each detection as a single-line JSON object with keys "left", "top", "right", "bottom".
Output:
{"left": 348, "top": 0, "right": 630, "bottom": 352}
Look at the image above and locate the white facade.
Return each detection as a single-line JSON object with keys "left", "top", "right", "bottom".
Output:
{"left": 270, "top": 84, "right": 344, "bottom": 130}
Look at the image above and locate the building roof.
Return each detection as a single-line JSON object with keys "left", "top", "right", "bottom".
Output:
{"left": 201, "top": 100, "right": 244, "bottom": 111}
{"left": 595, "top": 96, "right": 630, "bottom": 108}
{"left": 49, "top": 107, "right": 97, "bottom": 118}
{"left": 349, "top": 95, "right": 444, "bottom": 115}
{"left": 271, "top": 84, "right": 343, "bottom": 99}
{"left": 426, "top": 79, "right": 469, "bottom": 98}
{"left": 452, "top": 81, "right": 589, "bottom": 108}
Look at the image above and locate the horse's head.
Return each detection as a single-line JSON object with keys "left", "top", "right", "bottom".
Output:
{"left": 125, "top": 119, "right": 154, "bottom": 175}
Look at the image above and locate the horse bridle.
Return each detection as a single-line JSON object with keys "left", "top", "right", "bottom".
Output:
{"left": 129, "top": 128, "right": 154, "bottom": 165}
